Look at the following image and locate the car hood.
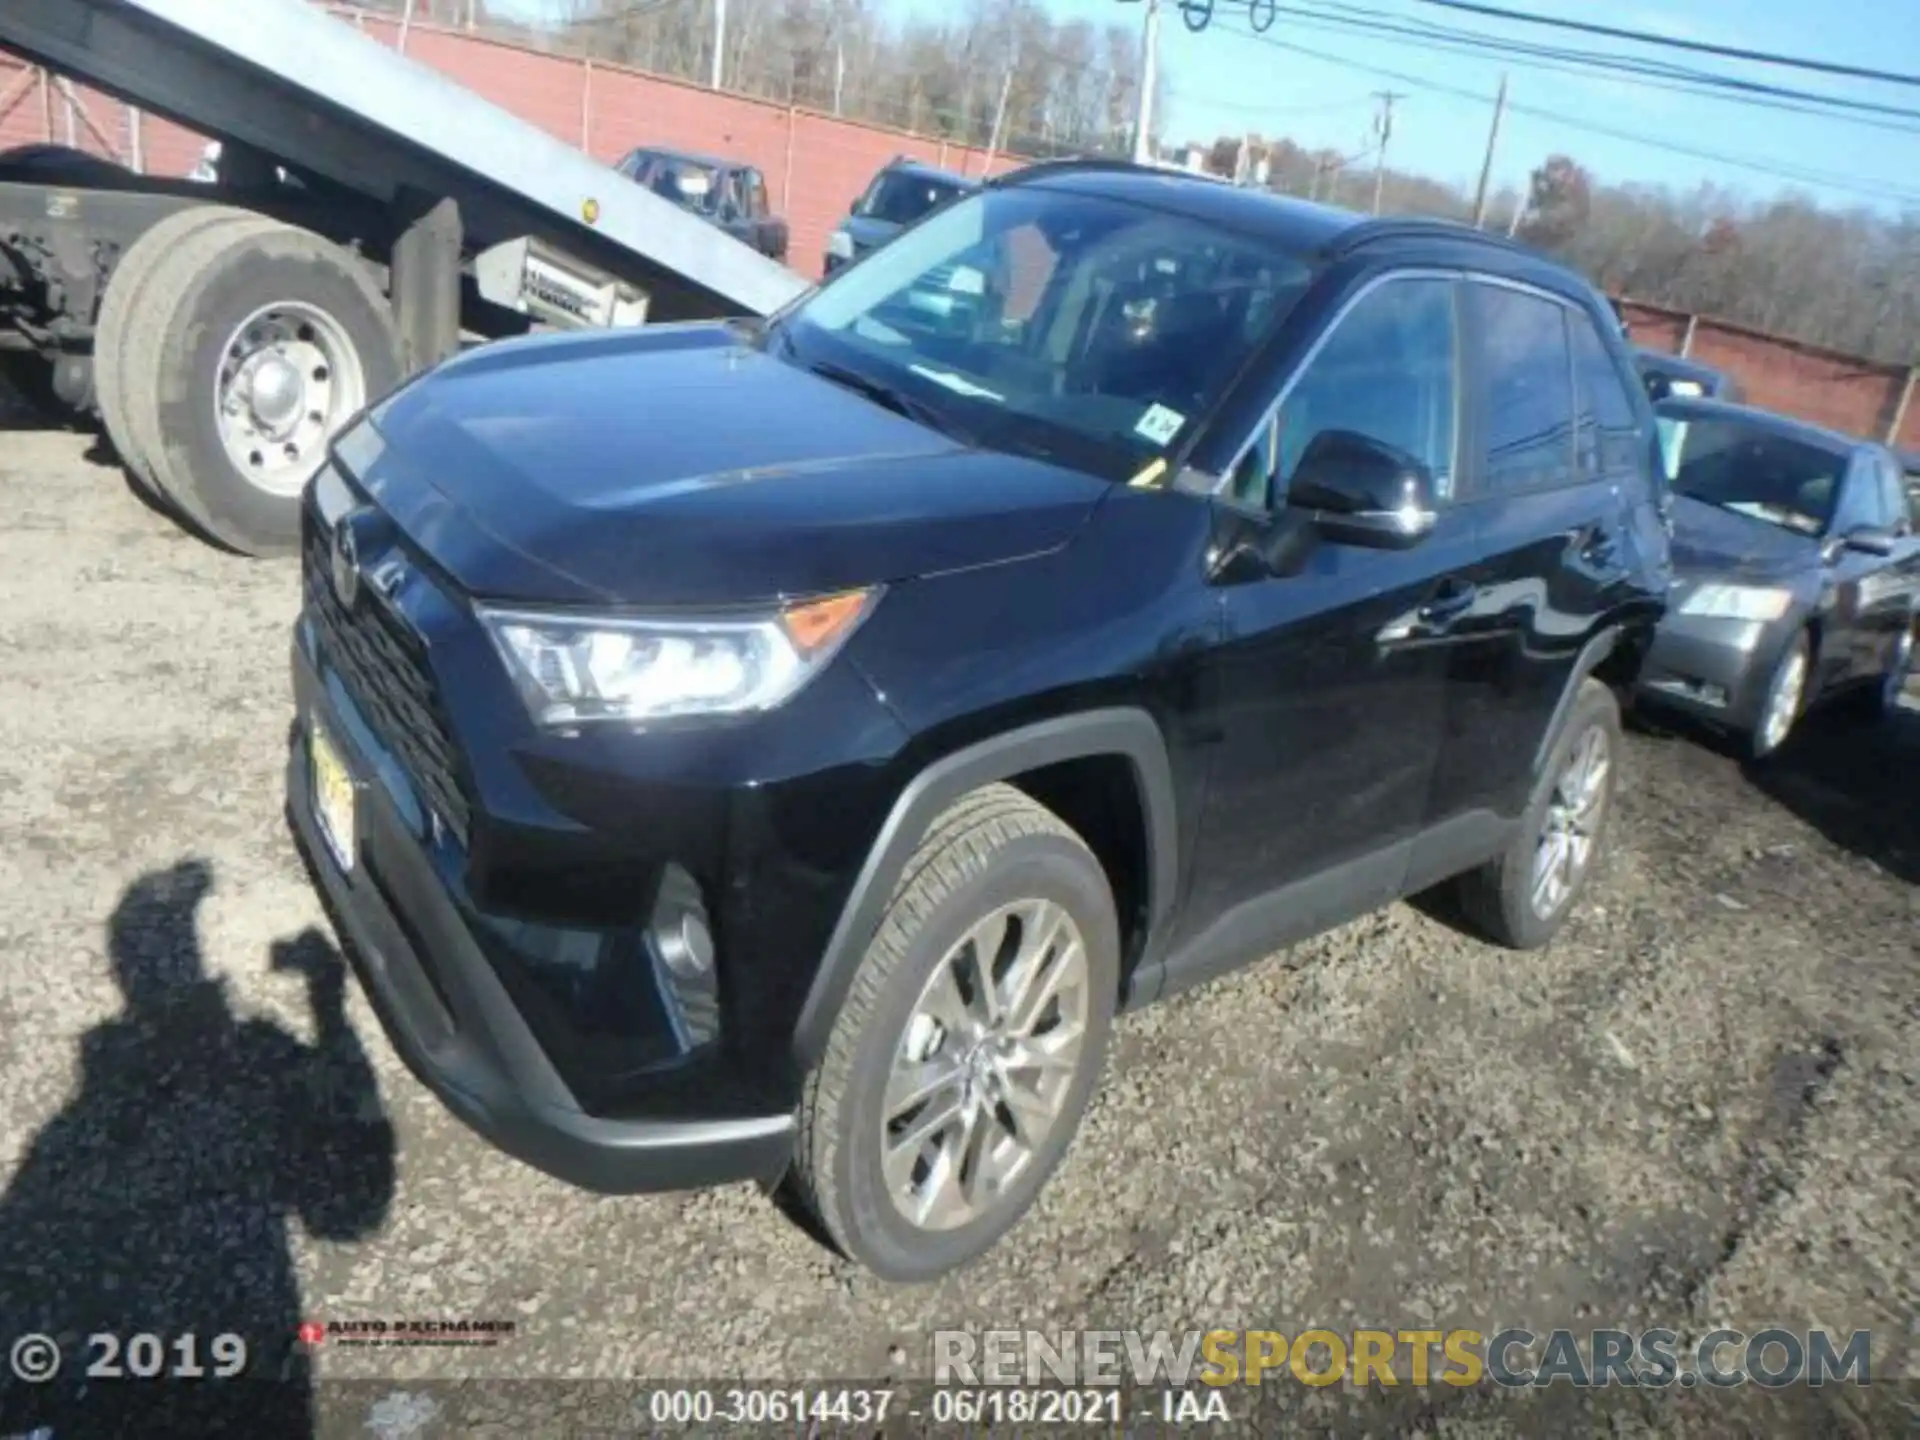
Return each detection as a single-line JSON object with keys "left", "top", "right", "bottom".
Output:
{"left": 1668, "top": 494, "right": 1815, "bottom": 587}
{"left": 350, "top": 323, "right": 1108, "bottom": 606}
{"left": 844, "top": 214, "right": 904, "bottom": 252}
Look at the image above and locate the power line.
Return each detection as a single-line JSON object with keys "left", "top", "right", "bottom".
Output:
{"left": 1213, "top": 17, "right": 1920, "bottom": 206}
{"left": 1408, "top": 0, "right": 1920, "bottom": 91}
{"left": 1162, "top": 0, "right": 1920, "bottom": 134}
{"left": 1287, "top": 1, "right": 1920, "bottom": 132}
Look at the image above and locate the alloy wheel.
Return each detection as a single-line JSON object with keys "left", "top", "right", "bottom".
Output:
{"left": 1757, "top": 642, "right": 1809, "bottom": 756}
{"left": 1530, "top": 724, "right": 1611, "bottom": 921}
{"left": 882, "top": 900, "right": 1091, "bottom": 1232}
{"left": 1881, "top": 626, "right": 1914, "bottom": 714}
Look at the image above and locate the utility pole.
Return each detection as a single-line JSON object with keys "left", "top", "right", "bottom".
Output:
{"left": 983, "top": 60, "right": 1015, "bottom": 176}
{"left": 1132, "top": 0, "right": 1161, "bottom": 165}
{"left": 710, "top": 0, "right": 727, "bottom": 90}
{"left": 1369, "top": 90, "right": 1402, "bottom": 215}
{"left": 833, "top": 43, "right": 845, "bottom": 116}
{"left": 1471, "top": 74, "right": 1507, "bottom": 228}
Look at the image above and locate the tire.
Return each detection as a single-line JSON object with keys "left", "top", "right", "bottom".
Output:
{"left": 94, "top": 205, "right": 255, "bottom": 499}
{"left": 119, "top": 216, "right": 401, "bottom": 556}
{"left": 788, "top": 783, "right": 1120, "bottom": 1282}
{"left": 1838, "top": 616, "right": 1915, "bottom": 725}
{"left": 0, "top": 143, "right": 131, "bottom": 185}
{"left": 0, "top": 351, "right": 62, "bottom": 421}
{"left": 1457, "top": 677, "right": 1621, "bottom": 951}
{"left": 1748, "top": 630, "right": 1812, "bottom": 761}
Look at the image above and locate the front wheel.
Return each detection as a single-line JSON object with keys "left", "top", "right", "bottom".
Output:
{"left": 1749, "top": 630, "right": 1811, "bottom": 760}
{"left": 1457, "top": 677, "right": 1621, "bottom": 951}
{"left": 787, "top": 784, "right": 1119, "bottom": 1281}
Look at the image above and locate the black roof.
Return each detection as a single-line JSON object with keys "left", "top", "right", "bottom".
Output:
{"left": 1653, "top": 394, "right": 1873, "bottom": 456}
{"left": 990, "top": 159, "right": 1602, "bottom": 301}
{"left": 879, "top": 155, "right": 978, "bottom": 189}
{"left": 623, "top": 144, "right": 733, "bottom": 171}
{"left": 995, "top": 159, "right": 1360, "bottom": 253}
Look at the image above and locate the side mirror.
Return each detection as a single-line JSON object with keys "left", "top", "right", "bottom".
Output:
{"left": 1841, "top": 526, "right": 1898, "bottom": 558}
{"left": 1284, "top": 429, "right": 1439, "bottom": 550}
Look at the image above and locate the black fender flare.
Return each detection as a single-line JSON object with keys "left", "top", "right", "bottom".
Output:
{"left": 791, "top": 707, "right": 1179, "bottom": 1069}
{"left": 1533, "top": 625, "right": 1622, "bottom": 778}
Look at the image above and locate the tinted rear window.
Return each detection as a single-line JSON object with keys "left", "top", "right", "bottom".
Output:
{"left": 859, "top": 170, "right": 970, "bottom": 226}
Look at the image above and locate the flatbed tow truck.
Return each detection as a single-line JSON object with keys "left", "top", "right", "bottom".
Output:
{"left": 0, "top": 0, "right": 811, "bottom": 554}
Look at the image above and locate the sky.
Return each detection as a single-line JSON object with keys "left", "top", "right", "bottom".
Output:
{"left": 486, "top": 0, "right": 1920, "bottom": 216}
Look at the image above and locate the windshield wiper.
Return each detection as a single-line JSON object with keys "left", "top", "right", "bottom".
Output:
{"left": 804, "top": 358, "right": 972, "bottom": 443}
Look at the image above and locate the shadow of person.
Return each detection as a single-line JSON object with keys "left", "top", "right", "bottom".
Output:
{"left": 0, "top": 861, "right": 396, "bottom": 1438}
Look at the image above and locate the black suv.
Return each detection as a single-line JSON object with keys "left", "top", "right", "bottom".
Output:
{"left": 823, "top": 155, "right": 976, "bottom": 275}
{"left": 287, "top": 162, "right": 1670, "bottom": 1281}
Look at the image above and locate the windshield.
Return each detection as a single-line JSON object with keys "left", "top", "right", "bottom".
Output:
{"left": 858, "top": 170, "right": 970, "bottom": 226}
{"left": 1657, "top": 413, "right": 1843, "bottom": 536}
{"left": 775, "top": 184, "right": 1316, "bottom": 481}
{"left": 624, "top": 151, "right": 719, "bottom": 211}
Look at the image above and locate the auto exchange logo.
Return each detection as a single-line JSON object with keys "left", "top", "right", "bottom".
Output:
{"left": 298, "top": 1317, "right": 517, "bottom": 1349}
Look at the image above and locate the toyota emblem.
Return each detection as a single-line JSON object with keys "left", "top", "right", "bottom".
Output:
{"left": 330, "top": 510, "right": 364, "bottom": 608}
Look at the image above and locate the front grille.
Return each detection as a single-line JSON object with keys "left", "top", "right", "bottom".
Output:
{"left": 302, "top": 523, "right": 472, "bottom": 846}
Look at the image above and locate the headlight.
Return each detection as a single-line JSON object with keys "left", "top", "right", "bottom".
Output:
{"left": 826, "top": 228, "right": 854, "bottom": 260}
{"left": 479, "top": 588, "right": 879, "bottom": 727}
{"left": 1678, "top": 583, "right": 1794, "bottom": 621}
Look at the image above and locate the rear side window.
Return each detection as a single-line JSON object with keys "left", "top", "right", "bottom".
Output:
{"left": 1472, "top": 284, "right": 1575, "bottom": 497}
{"left": 1569, "top": 312, "right": 1642, "bottom": 481}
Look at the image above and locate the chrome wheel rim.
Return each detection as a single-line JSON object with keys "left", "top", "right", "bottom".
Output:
{"left": 214, "top": 301, "right": 365, "bottom": 497}
{"left": 1883, "top": 627, "right": 1914, "bottom": 712}
{"left": 882, "top": 900, "right": 1090, "bottom": 1233}
{"left": 1531, "top": 724, "right": 1610, "bottom": 921}
{"left": 1758, "top": 644, "right": 1808, "bottom": 754}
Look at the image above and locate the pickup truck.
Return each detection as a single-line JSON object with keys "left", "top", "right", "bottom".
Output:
{"left": 614, "top": 146, "right": 789, "bottom": 264}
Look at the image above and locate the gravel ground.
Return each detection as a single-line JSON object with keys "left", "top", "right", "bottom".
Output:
{"left": 0, "top": 385, "right": 1913, "bottom": 1437}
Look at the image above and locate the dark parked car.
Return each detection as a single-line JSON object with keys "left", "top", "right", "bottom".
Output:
{"left": 286, "top": 160, "right": 1670, "bottom": 1281}
{"left": 1633, "top": 347, "right": 1743, "bottom": 403}
{"left": 1901, "top": 448, "right": 1920, "bottom": 512}
{"left": 824, "top": 155, "right": 977, "bottom": 274}
{"left": 1637, "top": 396, "right": 1919, "bottom": 757}
{"left": 614, "top": 145, "right": 788, "bottom": 262}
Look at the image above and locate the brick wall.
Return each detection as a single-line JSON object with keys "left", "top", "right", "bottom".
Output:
{"left": 6, "top": 14, "right": 1916, "bottom": 451}
{"left": 1621, "top": 301, "right": 1918, "bottom": 452}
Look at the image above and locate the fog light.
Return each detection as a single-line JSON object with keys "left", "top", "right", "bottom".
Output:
{"left": 649, "top": 864, "right": 718, "bottom": 1047}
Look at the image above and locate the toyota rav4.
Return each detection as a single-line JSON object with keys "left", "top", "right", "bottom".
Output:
{"left": 286, "top": 160, "right": 1671, "bottom": 1282}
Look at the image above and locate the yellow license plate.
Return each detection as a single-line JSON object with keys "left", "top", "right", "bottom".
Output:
{"left": 311, "top": 720, "right": 357, "bottom": 872}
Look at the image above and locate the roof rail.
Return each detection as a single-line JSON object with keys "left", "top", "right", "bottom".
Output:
{"left": 1327, "top": 215, "right": 1540, "bottom": 260}
{"left": 986, "top": 155, "right": 1166, "bottom": 187}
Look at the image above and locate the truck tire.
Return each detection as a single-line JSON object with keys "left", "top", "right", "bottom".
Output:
{"left": 0, "top": 143, "right": 132, "bottom": 185}
{"left": 95, "top": 204, "right": 254, "bottom": 499}
{"left": 786, "top": 783, "right": 1119, "bottom": 1282}
{"left": 119, "top": 217, "right": 401, "bottom": 556}
{"left": 0, "top": 352, "right": 62, "bottom": 421}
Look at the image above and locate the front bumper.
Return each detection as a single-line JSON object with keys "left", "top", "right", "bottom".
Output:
{"left": 286, "top": 639, "right": 796, "bottom": 1195}
{"left": 1636, "top": 610, "right": 1795, "bottom": 733}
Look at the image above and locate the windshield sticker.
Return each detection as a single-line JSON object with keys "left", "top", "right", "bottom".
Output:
{"left": 909, "top": 364, "right": 1004, "bottom": 401}
{"left": 1667, "top": 379, "right": 1704, "bottom": 397}
{"left": 1134, "top": 404, "right": 1187, "bottom": 447}
{"left": 946, "top": 265, "right": 986, "bottom": 296}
